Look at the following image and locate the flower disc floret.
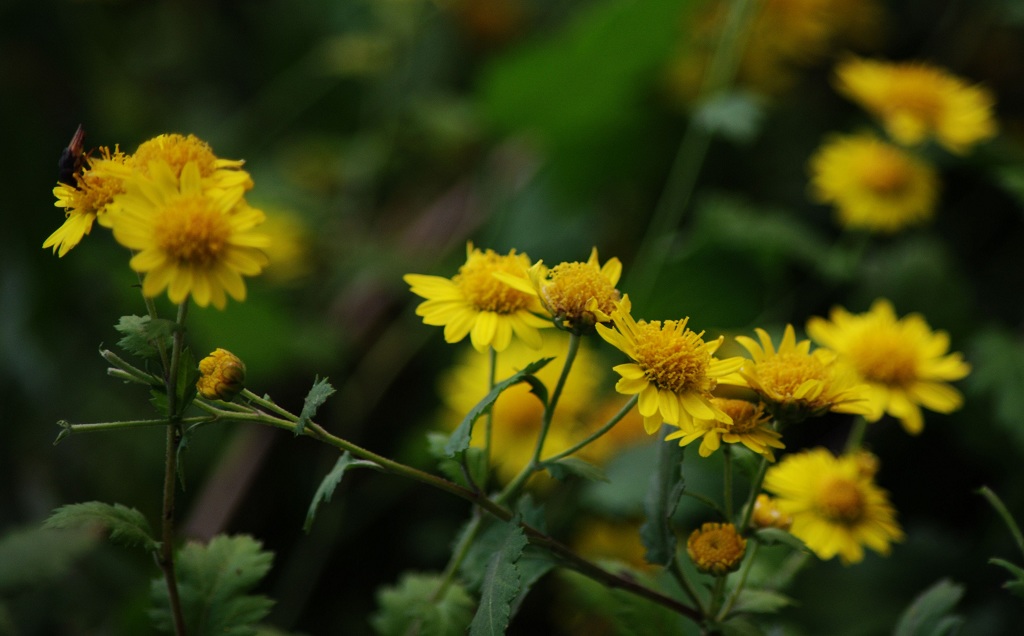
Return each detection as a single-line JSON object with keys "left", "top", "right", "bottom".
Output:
{"left": 597, "top": 296, "right": 744, "bottom": 434}
{"left": 806, "top": 299, "right": 970, "bottom": 434}
{"left": 404, "top": 244, "right": 551, "bottom": 353}
{"left": 107, "top": 160, "right": 270, "bottom": 309}
{"left": 687, "top": 522, "right": 746, "bottom": 575}
{"left": 764, "top": 448, "right": 903, "bottom": 564}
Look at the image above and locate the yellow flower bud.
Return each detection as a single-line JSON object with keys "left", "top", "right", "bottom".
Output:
{"left": 196, "top": 348, "right": 246, "bottom": 401}
{"left": 686, "top": 522, "right": 746, "bottom": 576}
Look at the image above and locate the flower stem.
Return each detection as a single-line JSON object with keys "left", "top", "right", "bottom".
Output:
{"left": 737, "top": 455, "right": 769, "bottom": 535}
{"left": 542, "top": 394, "right": 639, "bottom": 464}
{"left": 717, "top": 540, "right": 759, "bottom": 621}
{"left": 979, "top": 486, "right": 1024, "bottom": 561}
{"left": 844, "top": 415, "right": 868, "bottom": 453}
{"left": 157, "top": 301, "right": 189, "bottom": 636}
{"left": 723, "top": 446, "right": 734, "bottom": 521}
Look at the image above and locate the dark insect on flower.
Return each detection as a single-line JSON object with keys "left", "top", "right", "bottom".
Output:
{"left": 57, "top": 124, "right": 87, "bottom": 186}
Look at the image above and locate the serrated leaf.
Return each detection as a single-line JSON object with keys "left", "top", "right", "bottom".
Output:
{"left": 115, "top": 315, "right": 176, "bottom": 359}
{"left": 296, "top": 376, "right": 336, "bottom": 437}
{"left": 729, "top": 588, "right": 794, "bottom": 615}
{"left": 150, "top": 535, "right": 274, "bottom": 636}
{"left": 304, "top": 452, "right": 358, "bottom": 533}
{"left": 0, "top": 526, "right": 98, "bottom": 591}
{"left": 893, "top": 578, "right": 965, "bottom": 636}
{"left": 43, "top": 502, "right": 160, "bottom": 552}
{"left": 641, "top": 429, "right": 685, "bottom": 566}
{"left": 445, "top": 358, "right": 553, "bottom": 458}
{"left": 753, "top": 527, "right": 808, "bottom": 553}
{"left": 544, "top": 457, "right": 609, "bottom": 483}
{"left": 470, "top": 520, "right": 528, "bottom": 636}
{"left": 371, "top": 573, "right": 475, "bottom": 636}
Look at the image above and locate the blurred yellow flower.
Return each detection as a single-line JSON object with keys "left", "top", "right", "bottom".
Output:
{"left": 45, "top": 146, "right": 131, "bottom": 257}
{"left": 499, "top": 247, "right": 623, "bottom": 333}
{"left": 764, "top": 448, "right": 903, "bottom": 564}
{"left": 721, "top": 325, "right": 871, "bottom": 423}
{"left": 597, "top": 296, "right": 745, "bottom": 435}
{"left": 687, "top": 522, "right": 746, "bottom": 575}
{"left": 806, "top": 299, "right": 971, "bottom": 435}
{"left": 107, "top": 160, "right": 270, "bottom": 309}
{"left": 405, "top": 244, "right": 551, "bottom": 353}
{"left": 439, "top": 331, "right": 645, "bottom": 484}
{"left": 809, "top": 133, "right": 939, "bottom": 234}
{"left": 835, "top": 57, "right": 997, "bottom": 154}
{"left": 665, "top": 398, "right": 784, "bottom": 460}
{"left": 573, "top": 518, "right": 651, "bottom": 572}
{"left": 258, "top": 209, "right": 313, "bottom": 283}
{"left": 751, "top": 493, "right": 792, "bottom": 530}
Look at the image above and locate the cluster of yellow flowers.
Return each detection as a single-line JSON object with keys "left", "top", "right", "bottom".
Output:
{"left": 45, "top": 132, "right": 270, "bottom": 309}
{"left": 809, "top": 58, "right": 998, "bottom": 233}
{"left": 407, "top": 245, "right": 971, "bottom": 566}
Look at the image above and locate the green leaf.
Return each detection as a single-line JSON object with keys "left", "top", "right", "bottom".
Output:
{"left": 428, "top": 433, "right": 489, "bottom": 489}
{"left": 174, "top": 346, "right": 199, "bottom": 417}
{"left": 717, "top": 617, "right": 766, "bottom": 636}
{"left": 150, "top": 535, "right": 274, "bottom": 636}
{"left": 753, "top": 528, "right": 808, "bottom": 553}
{"left": 43, "top": 502, "right": 160, "bottom": 552}
{"left": 969, "top": 330, "right": 1024, "bottom": 457}
{"left": 544, "top": 456, "right": 609, "bottom": 483}
{"left": 296, "top": 376, "right": 336, "bottom": 437}
{"left": 989, "top": 558, "right": 1024, "bottom": 598}
{"left": 304, "top": 452, "right": 360, "bottom": 533}
{"left": 445, "top": 358, "right": 553, "bottom": 458}
{"left": 370, "top": 573, "right": 475, "bottom": 636}
{"left": 470, "top": 520, "right": 528, "bottom": 636}
{"left": 729, "top": 588, "right": 795, "bottom": 615}
{"left": 115, "top": 315, "right": 176, "bottom": 359}
{"left": 640, "top": 428, "right": 685, "bottom": 566}
{"left": 0, "top": 526, "right": 98, "bottom": 591}
{"left": 893, "top": 578, "right": 965, "bottom": 636}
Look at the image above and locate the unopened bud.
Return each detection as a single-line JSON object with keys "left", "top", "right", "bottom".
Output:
{"left": 196, "top": 348, "right": 246, "bottom": 401}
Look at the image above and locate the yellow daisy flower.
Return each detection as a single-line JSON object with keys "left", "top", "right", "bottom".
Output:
{"left": 665, "top": 398, "right": 784, "bottom": 460}
{"left": 107, "top": 160, "right": 270, "bottom": 309}
{"left": 44, "top": 146, "right": 131, "bottom": 257}
{"left": 722, "top": 324, "right": 871, "bottom": 423}
{"left": 834, "top": 57, "right": 997, "bottom": 154}
{"left": 405, "top": 244, "right": 551, "bottom": 353}
{"left": 498, "top": 247, "right": 623, "bottom": 333}
{"left": 596, "top": 295, "right": 745, "bottom": 434}
{"left": 809, "top": 133, "right": 939, "bottom": 234}
{"left": 764, "top": 447, "right": 903, "bottom": 564}
{"left": 806, "top": 299, "right": 971, "bottom": 435}
{"left": 687, "top": 522, "right": 747, "bottom": 575}
{"left": 92, "top": 132, "right": 253, "bottom": 195}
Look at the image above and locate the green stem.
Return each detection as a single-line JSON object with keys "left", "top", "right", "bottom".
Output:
{"left": 737, "top": 456, "right": 769, "bottom": 535}
{"left": 717, "top": 540, "right": 759, "bottom": 621}
{"left": 671, "top": 559, "right": 707, "bottom": 615}
{"left": 482, "top": 347, "right": 497, "bottom": 488}
{"left": 101, "top": 348, "right": 163, "bottom": 386}
{"left": 708, "top": 575, "right": 728, "bottom": 619}
{"left": 57, "top": 417, "right": 208, "bottom": 436}
{"left": 542, "top": 394, "right": 639, "bottom": 464}
{"left": 497, "top": 333, "right": 581, "bottom": 504}
{"left": 157, "top": 301, "right": 189, "bottom": 636}
{"left": 844, "top": 416, "right": 868, "bottom": 454}
{"left": 978, "top": 486, "right": 1024, "bottom": 561}
{"left": 723, "top": 446, "right": 734, "bottom": 521}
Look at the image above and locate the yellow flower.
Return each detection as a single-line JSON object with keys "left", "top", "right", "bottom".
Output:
{"left": 107, "top": 160, "right": 270, "bottom": 309}
{"left": 722, "top": 324, "right": 871, "bottom": 423}
{"left": 196, "top": 348, "right": 246, "bottom": 401}
{"left": 806, "top": 299, "right": 970, "bottom": 435}
{"left": 500, "top": 247, "right": 623, "bottom": 333}
{"left": 665, "top": 398, "right": 784, "bottom": 460}
{"left": 405, "top": 244, "right": 551, "bottom": 353}
{"left": 764, "top": 448, "right": 903, "bottom": 564}
{"left": 834, "top": 57, "right": 997, "bottom": 154}
{"left": 809, "top": 133, "right": 939, "bottom": 234}
{"left": 596, "top": 296, "right": 745, "bottom": 434}
{"left": 44, "top": 146, "right": 131, "bottom": 257}
{"left": 687, "top": 522, "right": 747, "bottom": 575}
{"left": 751, "top": 494, "right": 793, "bottom": 531}
{"left": 94, "top": 133, "right": 254, "bottom": 194}
{"left": 259, "top": 209, "right": 313, "bottom": 284}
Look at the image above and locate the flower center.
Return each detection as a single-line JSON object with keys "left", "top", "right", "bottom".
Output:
{"left": 632, "top": 320, "right": 713, "bottom": 394}
{"left": 859, "top": 147, "right": 913, "bottom": 196}
{"left": 716, "top": 399, "right": 767, "bottom": 434}
{"left": 154, "top": 195, "right": 232, "bottom": 266}
{"left": 454, "top": 250, "right": 534, "bottom": 314}
{"left": 817, "top": 477, "right": 865, "bottom": 525}
{"left": 846, "top": 330, "right": 918, "bottom": 386}
{"left": 134, "top": 134, "right": 219, "bottom": 179}
{"left": 752, "top": 352, "right": 827, "bottom": 398}
{"left": 542, "top": 262, "right": 620, "bottom": 323}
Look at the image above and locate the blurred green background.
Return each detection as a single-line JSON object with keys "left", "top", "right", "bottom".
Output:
{"left": 4, "top": 0, "right": 1024, "bottom": 633}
